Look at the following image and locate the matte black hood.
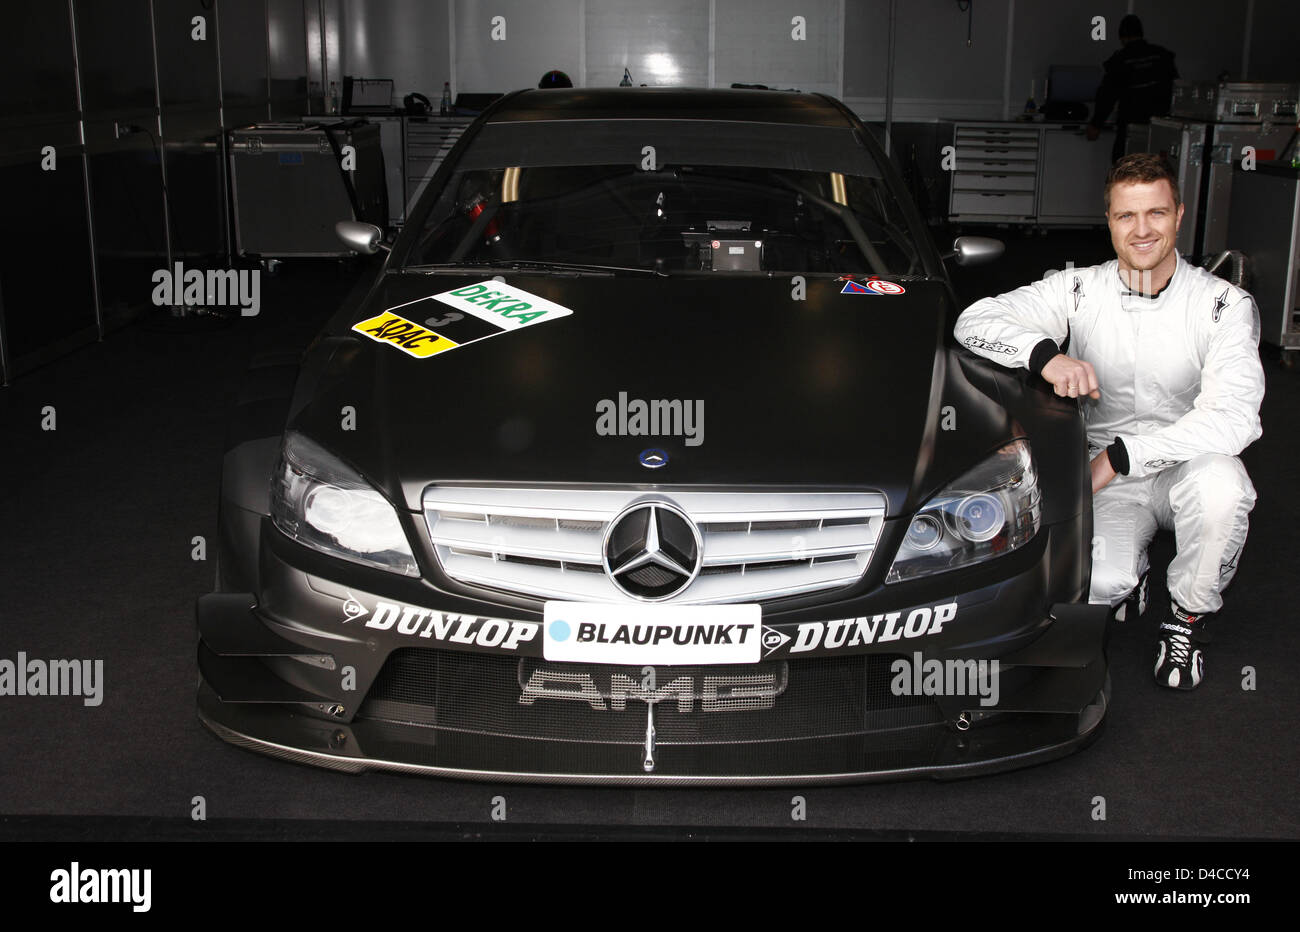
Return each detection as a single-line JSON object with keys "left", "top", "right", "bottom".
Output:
{"left": 296, "top": 273, "right": 969, "bottom": 515}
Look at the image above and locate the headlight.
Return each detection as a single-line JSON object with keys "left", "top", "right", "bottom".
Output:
{"left": 271, "top": 431, "right": 419, "bottom": 576}
{"left": 886, "top": 439, "right": 1040, "bottom": 583}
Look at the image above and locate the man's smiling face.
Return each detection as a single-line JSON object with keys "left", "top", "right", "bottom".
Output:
{"left": 1107, "top": 179, "right": 1184, "bottom": 287}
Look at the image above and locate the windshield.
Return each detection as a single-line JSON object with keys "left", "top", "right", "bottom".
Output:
{"left": 403, "top": 120, "right": 924, "bottom": 276}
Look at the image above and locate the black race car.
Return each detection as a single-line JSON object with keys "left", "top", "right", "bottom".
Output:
{"left": 198, "top": 87, "right": 1109, "bottom": 783}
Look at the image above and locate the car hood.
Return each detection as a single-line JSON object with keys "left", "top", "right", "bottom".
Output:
{"left": 295, "top": 273, "right": 961, "bottom": 515}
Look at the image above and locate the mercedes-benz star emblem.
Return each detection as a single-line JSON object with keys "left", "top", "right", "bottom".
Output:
{"left": 602, "top": 500, "right": 702, "bottom": 601}
{"left": 638, "top": 448, "right": 668, "bottom": 469}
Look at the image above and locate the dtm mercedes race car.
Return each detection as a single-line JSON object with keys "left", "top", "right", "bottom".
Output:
{"left": 197, "top": 87, "right": 1110, "bottom": 783}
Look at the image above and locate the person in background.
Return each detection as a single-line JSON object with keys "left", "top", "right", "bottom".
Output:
{"left": 539, "top": 70, "right": 573, "bottom": 89}
{"left": 954, "top": 154, "right": 1264, "bottom": 691}
{"left": 1086, "top": 15, "right": 1179, "bottom": 163}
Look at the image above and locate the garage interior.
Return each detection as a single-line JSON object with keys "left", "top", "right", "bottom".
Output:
{"left": 1, "top": 0, "right": 1297, "bottom": 842}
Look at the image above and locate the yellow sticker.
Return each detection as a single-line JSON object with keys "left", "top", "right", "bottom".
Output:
{"left": 352, "top": 311, "right": 459, "bottom": 359}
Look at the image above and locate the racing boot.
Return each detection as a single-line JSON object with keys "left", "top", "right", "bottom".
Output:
{"left": 1153, "top": 602, "right": 1215, "bottom": 690}
{"left": 1114, "top": 569, "right": 1149, "bottom": 622}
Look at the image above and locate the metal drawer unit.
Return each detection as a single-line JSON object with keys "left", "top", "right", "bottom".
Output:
{"left": 949, "top": 124, "right": 1040, "bottom": 222}
{"left": 404, "top": 117, "right": 473, "bottom": 218}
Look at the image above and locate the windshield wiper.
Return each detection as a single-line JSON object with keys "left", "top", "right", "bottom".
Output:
{"left": 402, "top": 258, "right": 666, "bottom": 277}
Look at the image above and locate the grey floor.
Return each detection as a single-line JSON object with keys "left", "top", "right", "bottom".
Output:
{"left": 0, "top": 238, "right": 1296, "bottom": 840}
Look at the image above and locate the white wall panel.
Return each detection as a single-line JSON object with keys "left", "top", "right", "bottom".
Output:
{"left": 713, "top": 0, "right": 839, "bottom": 96}
{"left": 842, "top": 0, "right": 888, "bottom": 100}
{"left": 895, "top": 0, "right": 1009, "bottom": 102}
{"left": 1245, "top": 0, "right": 1300, "bottom": 81}
{"left": 1008, "top": 0, "right": 1126, "bottom": 119}
{"left": 845, "top": 0, "right": 1010, "bottom": 120}
{"left": 454, "top": 0, "right": 582, "bottom": 94}
{"left": 584, "top": 0, "right": 710, "bottom": 88}
{"left": 340, "top": 0, "right": 451, "bottom": 101}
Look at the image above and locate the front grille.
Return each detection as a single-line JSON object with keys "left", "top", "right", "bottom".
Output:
{"left": 422, "top": 487, "right": 886, "bottom": 604}
{"left": 357, "top": 648, "right": 940, "bottom": 747}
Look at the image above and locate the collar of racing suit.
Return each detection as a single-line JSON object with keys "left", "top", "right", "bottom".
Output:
{"left": 1114, "top": 251, "right": 1183, "bottom": 309}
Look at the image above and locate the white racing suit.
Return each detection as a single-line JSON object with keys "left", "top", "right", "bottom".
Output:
{"left": 954, "top": 254, "right": 1264, "bottom": 615}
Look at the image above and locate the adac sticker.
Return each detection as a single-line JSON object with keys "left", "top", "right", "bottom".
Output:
{"left": 353, "top": 280, "right": 573, "bottom": 359}
{"left": 840, "top": 278, "right": 905, "bottom": 295}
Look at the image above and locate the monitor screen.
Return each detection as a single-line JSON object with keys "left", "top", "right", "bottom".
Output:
{"left": 1047, "top": 65, "right": 1102, "bottom": 104}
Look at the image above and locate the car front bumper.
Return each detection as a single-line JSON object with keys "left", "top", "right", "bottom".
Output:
{"left": 197, "top": 520, "right": 1110, "bottom": 784}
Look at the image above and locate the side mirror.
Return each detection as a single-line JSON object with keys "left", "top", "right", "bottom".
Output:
{"left": 945, "top": 235, "right": 1004, "bottom": 267}
{"left": 335, "top": 220, "right": 388, "bottom": 255}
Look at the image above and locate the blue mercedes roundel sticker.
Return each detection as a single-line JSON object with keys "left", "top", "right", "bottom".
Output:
{"left": 638, "top": 448, "right": 668, "bottom": 469}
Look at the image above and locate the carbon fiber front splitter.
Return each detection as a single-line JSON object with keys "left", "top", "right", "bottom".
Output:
{"left": 197, "top": 673, "right": 1109, "bottom": 786}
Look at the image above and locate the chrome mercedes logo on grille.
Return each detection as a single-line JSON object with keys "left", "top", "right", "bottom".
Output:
{"left": 602, "top": 500, "right": 703, "bottom": 601}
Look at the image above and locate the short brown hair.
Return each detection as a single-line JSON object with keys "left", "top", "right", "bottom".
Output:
{"left": 1104, "top": 153, "right": 1181, "bottom": 212}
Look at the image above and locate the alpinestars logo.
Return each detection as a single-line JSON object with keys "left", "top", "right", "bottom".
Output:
{"left": 1212, "top": 288, "right": 1229, "bottom": 322}
{"left": 963, "top": 336, "right": 1017, "bottom": 355}
{"left": 1219, "top": 546, "right": 1242, "bottom": 579}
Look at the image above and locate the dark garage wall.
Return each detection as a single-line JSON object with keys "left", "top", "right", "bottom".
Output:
{"left": 0, "top": 0, "right": 279, "bottom": 384}
{"left": 1, "top": 0, "right": 1297, "bottom": 383}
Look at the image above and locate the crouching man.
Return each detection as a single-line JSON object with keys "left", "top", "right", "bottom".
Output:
{"left": 954, "top": 153, "right": 1264, "bottom": 689}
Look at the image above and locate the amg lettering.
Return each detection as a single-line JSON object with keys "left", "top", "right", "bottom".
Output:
{"left": 519, "top": 668, "right": 781, "bottom": 712}
{"left": 518, "top": 669, "right": 606, "bottom": 710}
{"left": 610, "top": 673, "right": 694, "bottom": 712}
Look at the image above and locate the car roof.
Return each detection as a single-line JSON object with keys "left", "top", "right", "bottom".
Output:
{"left": 482, "top": 87, "right": 857, "bottom": 128}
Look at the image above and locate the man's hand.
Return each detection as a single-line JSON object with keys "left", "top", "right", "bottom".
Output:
{"left": 1085, "top": 124, "right": 1101, "bottom": 141}
{"left": 1041, "top": 353, "right": 1100, "bottom": 399}
{"left": 1090, "top": 450, "right": 1117, "bottom": 494}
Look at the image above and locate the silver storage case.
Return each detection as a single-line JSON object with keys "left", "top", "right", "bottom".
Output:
{"left": 1202, "top": 121, "right": 1296, "bottom": 256}
{"left": 229, "top": 121, "right": 386, "bottom": 257}
{"left": 1226, "top": 164, "right": 1300, "bottom": 353}
{"left": 1171, "top": 81, "right": 1300, "bottom": 123}
{"left": 1148, "top": 117, "right": 1207, "bottom": 257}
{"left": 1124, "top": 122, "right": 1152, "bottom": 157}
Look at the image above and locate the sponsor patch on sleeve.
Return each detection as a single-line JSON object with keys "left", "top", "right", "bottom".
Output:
{"left": 353, "top": 280, "right": 573, "bottom": 359}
